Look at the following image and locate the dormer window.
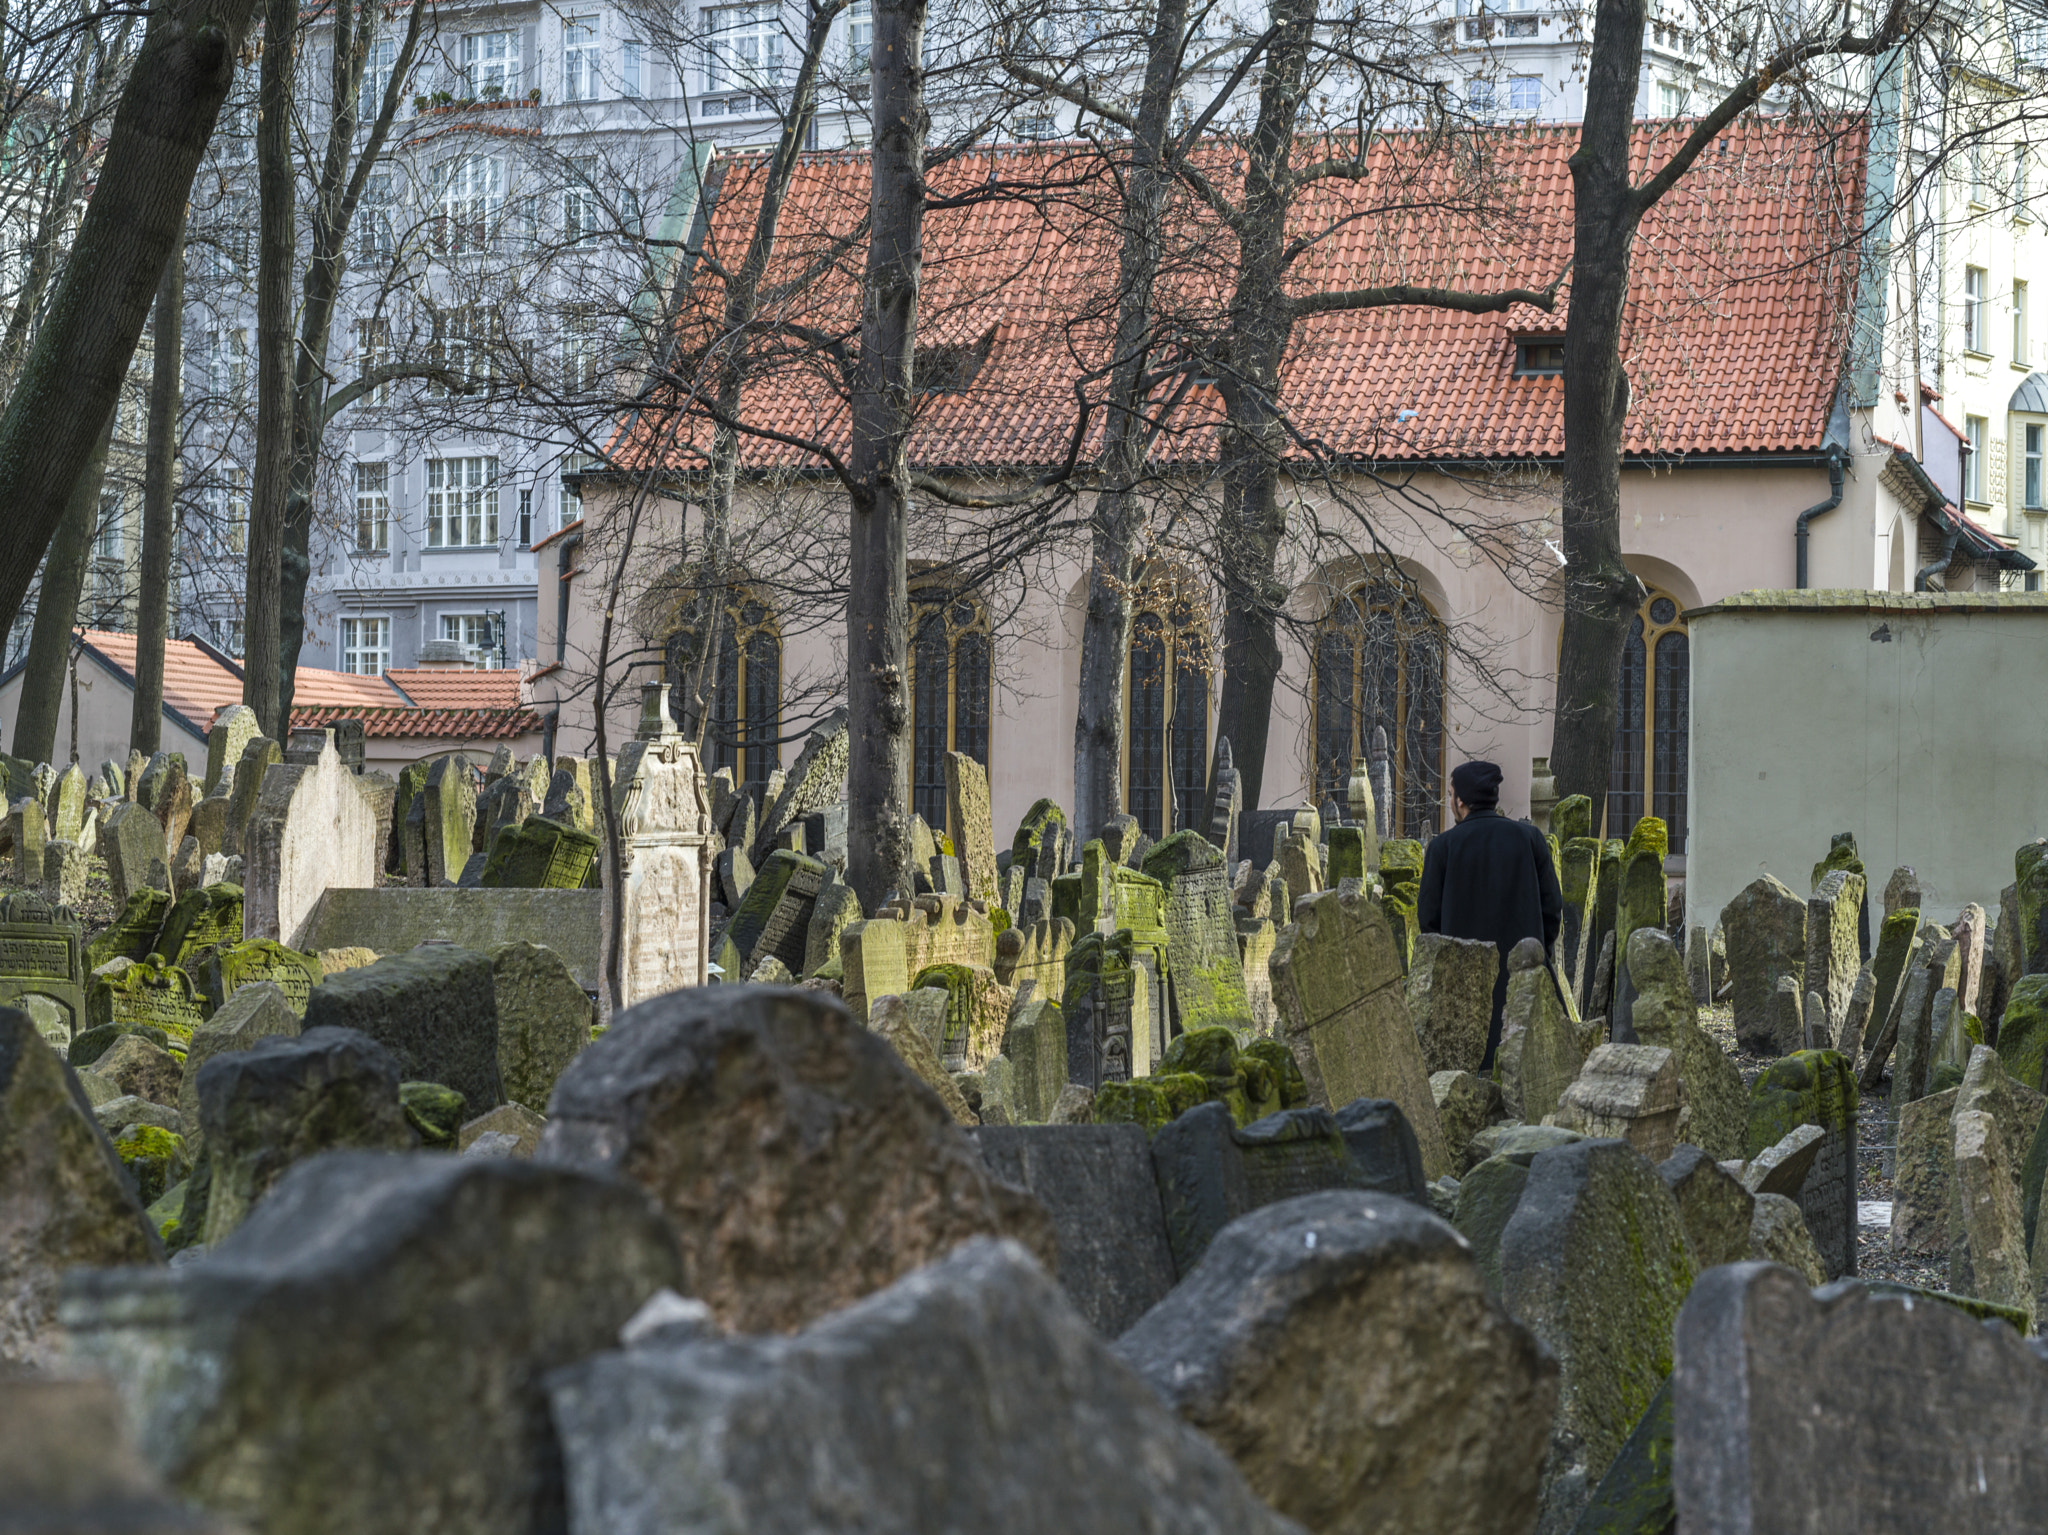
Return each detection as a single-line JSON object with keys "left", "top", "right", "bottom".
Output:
{"left": 1514, "top": 338, "right": 1565, "bottom": 376}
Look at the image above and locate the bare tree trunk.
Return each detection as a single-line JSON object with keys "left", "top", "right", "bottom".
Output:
{"left": 1070, "top": 0, "right": 1187, "bottom": 842}
{"left": 243, "top": 0, "right": 297, "bottom": 737}
{"left": 844, "top": 0, "right": 928, "bottom": 910}
{"left": 1549, "top": 0, "right": 1648, "bottom": 809}
{"left": 0, "top": 0, "right": 262, "bottom": 637}
{"left": 14, "top": 408, "right": 115, "bottom": 764}
{"left": 130, "top": 221, "right": 183, "bottom": 757}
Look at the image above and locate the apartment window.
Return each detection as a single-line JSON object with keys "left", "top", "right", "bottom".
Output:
{"left": 353, "top": 318, "right": 391, "bottom": 404}
{"left": 2028, "top": 423, "right": 2044, "bottom": 509}
{"left": 2022, "top": 10, "right": 2048, "bottom": 66}
{"left": 1967, "top": 416, "right": 1989, "bottom": 501}
{"left": 1657, "top": 80, "right": 1686, "bottom": 116}
{"left": 341, "top": 616, "right": 391, "bottom": 675}
{"left": 223, "top": 619, "right": 245, "bottom": 658}
{"left": 519, "top": 487, "right": 534, "bottom": 545}
{"left": 1465, "top": 78, "right": 1495, "bottom": 116}
{"left": 464, "top": 31, "right": 516, "bottom": 97}
{"left": 357, "top": 171, "right": 394, "bottom": 261}
{"left": 203, "top": 468, "right": 248, "bottom": 552}
{"left": 562, "top": 307, "right": 604, "bottom": 392}
{"left": 426, "top": 456, "right": 500, "bottom": 546}
{"left": 559, "top": 453, "right": 590, "bottom": 525}
{"left": 623, "top": 38, "right": 643, "bottom": 95}
{"left": 432, "top": 307, "right": 497, "bottom": 392}
{"left": 565, "top": 156, "right": 602, "bottom": 242}
{"left": 436, "top": 155, "right": 504, "bottom": 256}
{"left": 2019, "top": 148, "right": 2034, "bottom": 220}
{"left": 359, "top": 34, "right": 397, "bottom": 120}
{"left": 1966, "top": 266, "right": 1990, "bottom": 353}
{"left": 1508, "top": 76, "right": 1542, "bottom": 113}
{"left": 909, "top": 590, "right": 991, "bottom": 837}
{"left": 95, "top": 491, "right": 123, "bottom": 560}
{"left": 355, "top": 462, "right": 390, "bottom": 550}
{"left": 2019, "top": 281, "right": 2031, "bottom": 363}
{"left": 706, "top": 3, "right": 782, "bottom": 94}
{"left": 442, "top": 613, "right": 494, "bottom": 658}
{"left": 1972, "top": 148, "right": 1991, "bottom": 205}
{"left": 196, "top": 327, "right": 246, "bottom": 399}
{"left": 564, "top": 17, "right": 598, "bottom": 100}
{"left": 846, "top": 0, "right": 871, "bottom": 65}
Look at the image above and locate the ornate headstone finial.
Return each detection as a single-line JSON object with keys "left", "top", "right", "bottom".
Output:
{"left": 637, "top": 682, "right": 678, "bottom": 741}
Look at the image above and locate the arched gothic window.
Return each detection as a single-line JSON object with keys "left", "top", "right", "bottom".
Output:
{"left": 1126, "top": 606, "right": 1209, "bottom": 841}
{"left": 666, "top": 593, "right": 781, "bottom": 793}
{"left": 909, "top": 590, "right": 991, "bottom": 837}
{"left": 1312, "top": 580, "right": 1445, "bottom": 838}
{"left": 1605, "top": 587, "right": 1689, "bottom": 850}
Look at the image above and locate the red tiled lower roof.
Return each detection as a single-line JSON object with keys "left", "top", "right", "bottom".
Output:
{"left": 381, "top": 667, "right": 526, "bottom": 710}
{"left": 290, "top": 704, "right": 542, "bottom": 740}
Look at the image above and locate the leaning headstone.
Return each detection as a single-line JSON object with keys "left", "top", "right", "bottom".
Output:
{"left": 477, "top": 814, "right": 599, "bottom": 888}
{"left": 972, "top": 1123, "right": 1177, "bottom": 1335}
{"left": 1010, "top": 797, "right": 1072, "bottom": 887}
{"left": 39, "top": 837, "right": 86, "bottom": 910}
{"left": 1889, "top": 1085, "right": 1962, "bottom": 1257}
{"left": 303, "top": 944, "right": 502, "bottom": 1111}
{"left": 489, "top": 941, "right": 591, "bottom": 1113}
{"left": 1866, "top": 904, "right": 1921, "bottom": 1053}
{"left": 1659, "top": 1143, "right": 1756, "bottom": 1269}
{"left": 1672, "top": 1263, "right": 2048, "bottom": 1531}
{"left": 749, "top": 708, "right": 847, "bottom": 863}
{"left": 420, "top": 754, "right": 477, "bottom": 887}
{"left": 85, "top": 954, "right": 204, "bottom": 1045}
{"left": 1743, "top": 1049, "right": 1857, "bottom": 1279}
{"left": 1554, "top": 1044, "right": 1682, "bottom": 1163}
{"left": 221, "top": 736, "right": 281, "bottom": 860}
{"left": 1142, "top": 830, "right": 1255, "bottom": 1035}
{"left": 154, "top": 881, "right": 244, "bottom": 966}
{"left": 547, "top": 1238, "right": 1298, "bottom": 1535}
{"left": 1721, "top": 874, "right": 1807, "bottom": 1054}
{"left": 102, "top": 801, "right": 167, "bottom": 905}
{"left": 1498, "top": 1137, "right": 1694, "bottom": 1532}
{"left": 1951, "top": 1107, "right": 2035, "bottom": 1326}
{"left": 1115, "top": 1191, "right": 1554, "bottom": 1535}
{"left": 1805, "top": 869, "right": 1864, "bottom": 1040}
{"left": 1406, "top": 932, "right": 1498, "bottom": 1075}
{"left": 1271, "top": 883, "right": 1448, "bottom": 1177}
{"left": 66, "top": 1151, "right": 683, "bottom": 1535}
{"left": 82, "top": 887, "right": 171, "bottom": 973}
{"left": 176, "top": 979, "right": 301, "bottom": 1157}
{"left": 0, "top": 1008, "right": 159, "bottom": 1366}
{"left": 47, "top": 762, "right": 85, "bottom": 844}
{"left": 2019, "top": 840, "right": 2048, "bottom": 976}
{"left": 536, "top": 984, "right": 1053, "bottom": 1333}
{"left": 944, "top": 750, "right": 999, "bottom": 903}
{"left": 1559, "top": 836, "right": 1601, "bottom": 1011}
{"left": 1630, "top": 925, "right": 1748, "bottom": 1159}
{"left": 1209, "top": 738, "right": 1244, "bottom": 866}
{"left": 386, "top": 758, "right": 428, "bottom": 874}
{"left": 1493, "top": 937, "right": 1584, "bottom": 1126}
{"left": 241, "top": 732, "right": 378, "bottom": 945}
{"left": 803, "top": 877, "right": 863, "bottom": 978}
{"left": 1997, "top": 974, "right": 2048, "bottom": 1090}
{"left": 1881, "top": 863, "right": 1921, "bottom": 918}
{"left": 192, "top": 936, "right": 321, "bottom": 1016}
{"left": 870, "top": 990, "right": 974, "bottom": 1124}
{"left": 204, "top": 703, "right": 259, "bottom": 795}
{"left": 190, "top": 1025, "right": 415, "bottom": 1243}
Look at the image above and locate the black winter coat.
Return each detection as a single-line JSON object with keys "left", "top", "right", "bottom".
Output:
{"left": 1416, "top": 810, "right": 1563, "bottom": 1065}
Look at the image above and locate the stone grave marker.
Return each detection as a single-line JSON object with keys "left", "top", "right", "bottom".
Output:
{"left": 1721, "top": 873, "right": 1806, "bottom": 1054}
{"left": 193, "top": 937, "right": 322, "bottom": 1016}
{"left": 1011, "top": 796, "right": 1071, "bottom": 886}
{"left": 0, "top": 893, "right": 86, "bottom": 1046}
{"left": 85, "top": 953, "right": 205, "bottom": 1042}
{"left": 419, "top": 754, "right": 477, "bottom": 887}
{"left": 47, "top": 763, "right": 84, "bottom": 843}
{"left": 176, "top": 980, "right": 301, "bottom": 1157}
{"left": 304, "top": 944, "right": 503, "bottom": 1111}
{"left": 725, "top": 848, "right": 828, "bottom": 976}
{"left": 749, "top": 708, "right": 847, "bottom": 863}
{"left": 1406, "top": 934, "right": 1498, "bottom": 1077}
{"left": 911, "top": 961, "right": 1011, "bottom": 1071}
{"left": 802, "top": 877, "right": 862, "bottom": 978}
{"left": 1882, "top": 863, "right": 1921, "bottom": 917}
{"left": 1208, "top": 737, "right": 1243, "bottom": 865}
{"left": 478, "top": 814, "right": 599, "bottom": 888}
{"left": 944, "top": 751, "right": 998, "bottom": 902}
{"left": 1889, "top": 1085, "right": 1961, "bottom": 1257}
{"left": 1559, "top": 835, "right": 1601, "bottom": 1011}
{"left": 221, "top": 736, "right": 281, "bottom": 859}
{"left": 1659, "top": 1143, "right": 1755, "bottom": 1268}
{"left": 154, "top": 881, "right": 244, "bottom": 967}
{"left": 490, "top": 940, "right": 592, "bottom": 1113}
{"left": 1744, "top": 1048, "right": 1858, "bottom": 1279}
{"left": 242, "top": 730, "right": 378, "bottom": 945}
{"left": 83, "top": 888, "right": 171, "bottom": 972}
{"left": 1555, "top": 1043, "right": 1682, "bottom": 1162}
{"left": 387, "top": 758, "right": 428, "bottom": 874}
{"left": 1805, "top": 868, "right": 1865, "bottom": 1039}
{"left": 1142, "top": 830, "right": 1255, "bottom": 1036}
{"left": 1493, "top": 938, "right": 1583, "bottom": 1126}
{"left": 1063, "top": 929, "right": 1145, "bottom": 1090}
{"left": 102, "top": 802, "right": 164, "bottom": 905}
{"left": 41, "top": 838, "right": 84, "bottom": 908}
{"left": 203, "top": 703, "right": 259, "bottom": 795}
{"left": 1951, "top": 1107, "right": 2034, "bottom": 1325}
{"left": 1631, "top": 925, "right": 1748, "bottom": 1159}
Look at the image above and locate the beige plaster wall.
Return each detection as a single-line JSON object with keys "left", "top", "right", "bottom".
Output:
{"left": 1687, "top": 594, "right": 2048, "bottom": 931}
{"left": 0, "top": 660, "right": 208, "bottom": 776}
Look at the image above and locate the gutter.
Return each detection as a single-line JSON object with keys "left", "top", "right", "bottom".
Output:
{"left": 556, "top": 529, "right": 584, "bottom": 666}
{"left": 1793, "top": 446, "right": 1848, "bottom": 589}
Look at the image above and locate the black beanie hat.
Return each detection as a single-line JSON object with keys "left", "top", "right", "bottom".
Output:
{"left": 1450, "top": 760, "right": 1502, "bottom": 808}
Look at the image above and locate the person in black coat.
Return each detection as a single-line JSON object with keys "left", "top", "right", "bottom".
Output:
{"left": 1417, "top": 760, "right": 1563, "bottom": 1070}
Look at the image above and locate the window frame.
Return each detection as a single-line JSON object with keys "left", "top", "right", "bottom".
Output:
{"left": 1123, "top": 597, "right": 1210, "bottom": 842}
{"left": 2027, "top": 422, "right": 2044, "bottom": 509}
{"left": 2018, "top": 279, "right": 2030, "bottom": 364}
{"left": 435, "top": 154, "right": 504, "bottom": 257}
{"left": 668, "top": 593, "right": 782, "bottom": 793}
{"left": 1966, "top": 265, "right": 1990, "bottom": 354}
{"left": 425, "top": 455, "right": 501, "bottom": 547}
{"left": 340, "top": 615, "right": 392, "bottom": 676}
{"left": 1603, "top": 587, "right": 1690, "bottom": 850}
{"left": 1966, "top": 415, "right": 1989, "bottom": 502}
{"left": 907, "top": 586, "right": 992, "bottom": 839}
{"left": 1311, "top": 579, "right": 1446, "bottom": 840}
{"left": 563, "top": 15, "right": 599, "bottom": 100}
{"left": 463, "top": 30, "right": 517, "bottom": 98}
{"left": 354, "top": 461, "right": 391, "bottom": 551}
{"left": 1514, "top": 337, "right": 1565, "bottom": 376}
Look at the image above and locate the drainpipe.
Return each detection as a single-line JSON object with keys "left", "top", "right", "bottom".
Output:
{"left": 555, "top": 529, "right": 582, "bottom": 664}
{"left": 1793, "top": 448, "right": 1847, "bottom": 588}
{"left": 1914, "top": 509, "right": 1963, "bottom": 592}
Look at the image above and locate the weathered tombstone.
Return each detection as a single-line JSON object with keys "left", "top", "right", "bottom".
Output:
{"left": 175, "top": 980, "right": 300, "bottom": 1156}
{"left": 0, "top": 891, "right": 87, "bottom": 1045}
{"left": 1208, "top": 737, "right": 1244, "bottom": 866}
{"left": 102, "top": 801, "right": 166, "bottom": 906}
{"left": 154, "top": 881, "right": 244, "bottom": 966}
{"left": 387, "top": 758, "right": 428, "bottom": 874}
{"left": 1672, "top": 1264, "right": 2048, "bottom": 1532}
{"left": 1881, "top": 863, "right": 1921, "bottom": 918}
{"left": 1953, "top": 900, "right": 1988, "bottom": 1018}
{"left": 1142, "top": 830, "right": 1255, "bottom": 1035}
{"left": 203, "top": 704, "right": 259, "bottom": 795}
{"left": 1432, "top": 1068, "right": 1501, "bottom": 1169}
{"left": 66, "top": 1151, "right": 682, "bottom": 1534}
{"left": 1011, "top": 797, "right": 1071, "bottom": 887}
{"left": 1003, "top": 988, "right": 1068, "bottom": 1123}
{"left": 1276, "top": 828, "right": 1322, "bottom": 909}
{"left": 1745, "top": 1049, "right": 1858, "bottom": 1279}
{"left": 1888, "top": 1085, "right": 1962, "bottom": 1257}
{"left": 1721, "top": 874, "right": 1806, "bottom": 1054}
{"left": 1271, "top": 883, "right": 1448, "bottom": 1178}
{"left": 220, "top": 736, "right": 281, "bottom": 861}
{"left": 944, "top": 750, "right": 999, "bottom": 902}
{"left": 1864, "top": 903, "right": 1922, "bottom": 1059}
{"left": 193, "top": 936, "right": 321, "bottom": 1016}
{"left": 47, "top": 762, "right": 85, "bottom": 843}
{"left": 85, "top": 955, "right": 205, "bottom": 1044}
{"left": 802, "top": 877, "right": 862, "bottom": 978}
{"left": 1492, "top": 937, "right": 1584, "bottom": 1126}
{"left": 1630, "top": 926, "right": 1748, "bottom": 1159}
{"left": 418, "top": 754, "right": 477, "bottom": 887}
{"left": 1326, "top": 824, "right": 1369, "bottom": 884}
{"left": 1498, "top": 1138, "right": 1694, "bottom": 1532}
{"left": 724, "top": 847, "right": 828, "bottom": 977}
{"left": 536, "top": 984, "right": 1053, "bottom": 1333}
{"left": 1116, "top": 1191, "right": 1554, "bottom": 1535}
{"left": 122, "top": 747, "right": 146, "bottom": 800}
{"left": 1236, "top": 915, "right": 1279, "bottom": 1036}
{"left": 1999, "top": 974, "right": 2048, "bottom": 1090}
{"left": 478, "top": 814, "right": 599, "bottom": 888}
{"left": 1805, "top": 869, "right": 1864, "bottom": 1039}
{"left": 1063, "top": 929, "right": 1146, "bottom": 1089}
{"left": 1559, "top": 836, "right": 1601, "bottom": 1011}
{"left": 911, "top": 961, "right": 1012, "bottom": 1071}
{"left": 1659, "top": 1143, "right": 1756, "bottom": 1268}
{"left": 169, "top": 832, "right": 203, "bottom": 894}
{"left": 490, "top": 941, "right": 591, "bottom": 1113}
{"left": 2018, "top": 840, "right": 2048, "bottom": 976}
{"left": 303, "top": 944, "right": 502, "bottom": 1110}
{"left": 549, "top": 1238, "right": 1297, "bottom": 1535}
{"left": 40, "top": 837, "right": 85, "bottom": 908}
{"left": 241, "top": 731, "right": 378, "bottom": 946}
{"left": 186, "top": 794, "right": 229, "bottom": 860}
{"left": 83, "top": 887, "right": 172, "bottom": 974}
{"left": 1609, "top": 818, "right": 1668, "bottom": 1034}
{"left": 749, "top": 708, "right": 847, "bottom": 863}
{"left": 972, "top": 1122, "right": 1177, "bottom": 1334}
{"left": 1554, "top": 1044, "right": 1682, "bottom": 1163}
{"left": 1951, "top": 1106, "right": 2035, "bottom": 1325}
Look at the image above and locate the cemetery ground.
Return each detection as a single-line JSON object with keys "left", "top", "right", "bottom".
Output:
{"left": 7, "top": 714, "right": 2048, "bottom": 1532}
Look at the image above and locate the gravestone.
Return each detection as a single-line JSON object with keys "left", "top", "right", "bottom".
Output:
{"left": 305, "top": 944, "right": 501, "bottom": 1109}
{"left": 1271, "top": 882, "right": 1448, "bottom": 1177}
{"left": 1116, "top": 1191, "right": 1553, "bottom": 1535}
{"left": 1499, "top": 1138, "right": 1694, "bottom": 1532}
{"left": 103, "top": 802, "right": 166, "bottom": 905}
{"left": 911, "top": 962, "right": 1011, "bottom": 1071}
{"left": 204, "top": 704, "right": 258, "bottom": 795}
{"left": 1004, "top": 989, "right": 1068, "bottom": 1123}
{"left": 83, "top": 888, "right": 171, "bottom": 972}
{"left": 536, "top": 984, "right": 1054, "bottom": 1333}
{"left": 1721, "top": 874, "right": 1806, "bottom": 1054}
{"left": 1609, "top": 819, "right": 1668, "bottom": 1034}
{"left": 0, "top": 1009, "right": 159, "bottom": 1368}
{"left": 154, "top": 881, "right": 244, "bottom": 966}
{"left": 1951, "top": 1107, "right": 2034, "bottom": 1325}
{"left": 1236, "top": 915, "right": 1278, "bottom": 1036}
{"left": 1555, "top": 1044, "right": 1682, "bottom": 1163}
{"left": 1208, "top": 737, "right": 1243, "bottom": 865}
{"left": 1011, "top": 797, "right": 1071, "bottom": 887}
{"left": 40, "top": 838, "right": 85, "bottom": 909}
{"left": 1672, "top": 1264, "right": 2048, "bottom": 1532}
{"left": 1492, "top": 938, "right": 1583, "bottom": 1126}
{"left": 1882, "top": 863, "right": 1921, "bottom": 917}
{"left": 0, "top": 893, "right": 86, "bottom": 1045}
{"left": 48, "top": 763, "right": 84, "bottom": 843}
{"left": 85, "top": 955, "right": 204, "bottom": 1044}
{"left": 1744, "top": 1049, "right": 1858, "bottom": 1279}
{"left": 839, "top": 916, "right": 910, "bottom": 1021}
{"left": 176, "top": 980, "right": 300, "bottom": 1157}
{"left": 1805, "top": 869, "right": 1864, "bottom": 1039}
{"left": 1432, "top": 1068, "right": 1501, "bottom": 1169}
{"left": 716, "top": 843, "right": 755, "bottom": 907}
{"left": 1953, "top": 900, "right": 1988, "bottom": 1017}
{"left": 186, "top": 794, "right": 229, "bottom": 860}
{"left": 193, "top": 936, "right": 321, "bottom": 1016}
{"left": 724, "top": 847, "right": 828, "bottom": 976}
{"left": 387, "top": 758, "right": 428, "bottom": 875}
{"left": 1998, "top": 975, "right": 2048, "bottom": 1089}
{"left": 1889, "top": 1086, "right": 1961, "bottom": 1257}
{"left": 2019, "top": 840, "right": 2048, "bottom": 976}
{"left": 945, "top": 750, "right": 999, "bottom": 902}
{"left": 1865, "top": 904, "right": 1922, "bottom": 1055}
{"left": 67, "top": 1151, "right": 683, "bottom": 1534}
{"left": 1659, "top": 1144, "right": 1756, "bottom": 1269}
{"left": 242, "top": 732, "right": 378, "bottom": 946}
{"left": 1063, "top": 929, "right": 1146, "bottom": 1089}
{"left": 478, "top": 814, "right": 599, "bottom": 888}
{"left": 490, "top": 940, "right": 591, "bottom": 1112}
{"left": 1277, "top": 829, "right": 1322, "bottom": 908}
{"left": 1142, "top": 830, "right": 1254, "bottom": 1035}
{"left": 803, "top": 877, "right": 863, "bottom": 978}
{"left": 972, "top": 1122, "right": 1177, "bottom": 1334}
{"left": 1631, "top": 925, "right": 1748, "bottom": 1159}
{"left": 1809, "top": 830, "right": 1870, "bottom": 958}
{"left": 749, "top": 708, "right": 846, "bottom": 863}
{"left": 221, "top": 736, "right": 281, "bottom": 860}
{"left": 1326, "top": 824, "right": 1368, "bottom": 884}
{"left": 419, "top": 754, "right": 477, "bottom": 887}
{"left": 1559, "top": 836, "right": 1601, "bottom": 1011}
{"left": 549, "top": 1239, "right": 1297, "bottom": 1535}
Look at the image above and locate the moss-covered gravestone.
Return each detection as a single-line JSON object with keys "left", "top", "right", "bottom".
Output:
{"left": 1327, "top": 825, "right": 1370, "bottom": 884}
{"left": 304, "top": 945, "right": 503, "bottom": 1112}
{"left": 222, "top": 735, "right": 280, "bottom": 858}
{"left": 1408, "top": 933, "right": 1499, "bottom": 1077}
{"left": 1720, "top": 873, "right": 1807, "bottom": 1055}
{"left": 1010, "top": 796, "right": 1071, "bottom": 885}
{"left": 85, "top": 956, "right": 204, "bottom": 1046}
{"left": 1064, "top": 930, "right": 1147, "bottom": 1089}
{"left": 1629, "top": 926, "right": 1747, "bottom": 1159}
{"left": 387, "top": 758, "right": 429, "bottom": 875}
{"left": 1494, "top": 939, "right": 1583, "bottom": 1125}
{"left": 0, "top": 891, "right": 87, "bottom": 1048}
{"left": 2018, "top": 840, "right": 2048, "bottom": 978}
{"left": 910, "top": 961, "right": 1011, "bottom": 1072}
{"left": 477, "top": 814, "right": 599, "bottom": 889}
{"left": 1865, "top": 904, "right": 1922, "bottom": 1055}
{"left": 1559, "top": 836, "right": 1601, "bottom": 1012}
{"left": 1744, "top": 1049, "right": 1858, "bottom": 1279}
{"left": 193, "top": 937, "right": 322, "bottom": 1016}
{"left": 490, "top": 941, "right": 592, "bottom": 1113}
{"left": 1611, "top": 819, "right": 1668, "bottom": 1033}
{"left": 1552, "top": 794, "right": 1593, "bottom": 846}
{"left": 1142, "top": 831, "right": 1255, "bottom": 1037}
{"left": 723, "top": 848, "right": 828, "bottom": 977}
{"left": 153, "top": 882, "right": 244, "bottom": 967}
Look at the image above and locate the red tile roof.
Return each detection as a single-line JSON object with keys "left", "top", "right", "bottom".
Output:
{"left": 72, "top": 630, "right": 400, "bottom": 737}
{"left": 621, "top": 117, "right": 1865, "bottom": 471}
{"left": 290, "top": 704, "right": 542, "bottom": 740}
{"left": 381, "top": 667, "right": 526, "bottom": 710}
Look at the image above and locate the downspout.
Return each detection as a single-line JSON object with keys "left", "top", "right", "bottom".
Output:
{"left": 1914, "top": 509, "right": 1963, "bottom": 591}
{"left": 1794, "top": 447, "right": 1847, "bottom": 588}
{"left": 555, "top": 529, "right": 582, "bottom": 664}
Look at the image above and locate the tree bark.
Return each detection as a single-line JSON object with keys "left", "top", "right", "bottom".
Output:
{"left": 14, "top": 408, "right": 116, "bottom": 765}
{"left": 1208, "top": 0, "right": 1313, "bottom": 816}
{"left": 843, "top": 0, "right": 928, "bottom": 910}
{"left": 0, "top": 0, "right": 262, "bottom": 638}
{"left": 130, "top": 221, "right": 183, "bottom": 757}
{"left": 1549, "top": 0, "right": 1649, "bottom": 810}
{"left": 243, "top": 0, "right": 297, "bottom": 737}
{"left": 1069, "top": 0, "right": 1186, "bottom": 842}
